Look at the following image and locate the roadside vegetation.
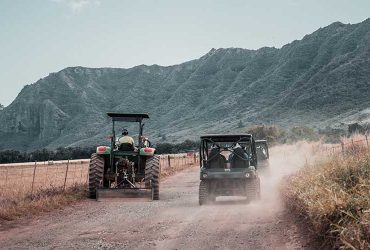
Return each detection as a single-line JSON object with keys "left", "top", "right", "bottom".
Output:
{"left": 0, "top": 141, "right": 199, "bottom": 164}
{"left": 0, "top": 184, "right": 86, "bottom": 222}
{"left": 283, "top": 136, "right": 370, "bottom": 249}
{"left": 1, "top": 122, "right": 368, "bottom": 164}
{"left": 245, "top": 122, "right": 369, "bottom": 144}
{"left": 0, "top": 155, "right": 195, "bottom": 222}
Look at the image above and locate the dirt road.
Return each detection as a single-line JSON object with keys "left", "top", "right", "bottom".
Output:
{"left": 0, "top": 143, "right": 316, "bottom": 250}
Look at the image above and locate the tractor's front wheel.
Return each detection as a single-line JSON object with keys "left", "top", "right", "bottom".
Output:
{"left": 145, "top": 155, "right": 160, "bottom": 200}
{"left": 88, "top": 153, "right": 104, "bottom": 199}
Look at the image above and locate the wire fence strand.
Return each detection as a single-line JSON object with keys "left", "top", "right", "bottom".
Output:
{"left": 317, "top": 136, "right": 369, "bottom": 156}
{"left": 0, "top": 153, "right": 199, "bottom": 196}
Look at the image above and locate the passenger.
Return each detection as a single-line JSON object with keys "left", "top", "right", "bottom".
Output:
{"left": 140, "top": 136, "right": 150, "bottom": 147}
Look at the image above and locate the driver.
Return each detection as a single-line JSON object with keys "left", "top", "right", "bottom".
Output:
{"left": 117, "top": 129, "right": 135, "bottom": 151}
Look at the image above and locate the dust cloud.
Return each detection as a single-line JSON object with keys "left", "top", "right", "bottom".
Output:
{"left": 228, "top": 142, "right": 314, "bottom": 214}
{"left": 259, "top": 142, "right": 313, "bottom": 203}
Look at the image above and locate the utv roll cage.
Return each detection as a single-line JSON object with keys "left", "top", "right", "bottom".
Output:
{"left": 199, "top": 134, "right": 258, "bottom": 168}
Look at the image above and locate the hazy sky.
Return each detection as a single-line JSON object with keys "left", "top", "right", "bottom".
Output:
{"left": 1, "top": 0, "right": 369, "bottom": 106}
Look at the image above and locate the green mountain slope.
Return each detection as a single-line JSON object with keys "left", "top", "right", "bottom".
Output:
{"left": 1, "top": 19, "right": 370, "bottom": 150}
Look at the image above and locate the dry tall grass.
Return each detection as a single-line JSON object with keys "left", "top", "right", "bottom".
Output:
{"left": 0, "top": 160, "right": 89, "bottom": 222}
{"left": 0, "top": 184, "right": 86, "bottom": 223}
{"left": 283, "top": 138, "right": 370, "bottom": 249}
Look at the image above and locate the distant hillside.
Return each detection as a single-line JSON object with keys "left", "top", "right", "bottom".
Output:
{"left": 1, "top": 19, "right": 370, "bottom": 150}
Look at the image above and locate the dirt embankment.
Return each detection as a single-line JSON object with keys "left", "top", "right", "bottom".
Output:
{"left": 0, "top": 143, "right": 317, "bottom": 250}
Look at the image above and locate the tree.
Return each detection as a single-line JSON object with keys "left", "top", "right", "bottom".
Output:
{"left": 348, "top": 123, "right": 365, "bottom": 135}
{"left": 245, "top": 125, "right": 287, "bottom": 144}
{"left": 0, "top": 103, "right": 3, "bottom": 110}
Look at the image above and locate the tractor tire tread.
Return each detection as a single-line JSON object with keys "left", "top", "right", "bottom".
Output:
{"left": 146, "top": 155, "right": 160, "bottom": 200}
{"left": 88, "top": 153, "right": 104, "bottom": 199}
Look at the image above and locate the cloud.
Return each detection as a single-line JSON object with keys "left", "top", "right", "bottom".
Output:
{"left": 51, "top": 0, "right": 100, "bottom": 13}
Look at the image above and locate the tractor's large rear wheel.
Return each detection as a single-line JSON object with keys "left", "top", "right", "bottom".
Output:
{"left": 88, "top": 153, "right": 104, "bottom": 199}
{"left": 145, "top": 155, "right": 160, "bottom": 200}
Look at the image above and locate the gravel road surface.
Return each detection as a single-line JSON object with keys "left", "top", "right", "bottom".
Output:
{"left": 0, "top": 144, "right": 317, "bottom": 250}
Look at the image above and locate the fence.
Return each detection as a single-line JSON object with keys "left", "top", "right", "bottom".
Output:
{"left": 0, "top": 153, "right": 199, "bottom": 197}
{"left": 318, "top": 134, "right": 369, "bottom": 156}
{"left": 0, "top": 160, "right": 89, "bottom": 196}
{"left": 159, "top": 152, "right": 199, "bottom": 171}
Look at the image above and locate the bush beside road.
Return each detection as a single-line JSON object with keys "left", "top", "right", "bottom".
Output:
{"left": 283, "top": 137, "right": 370, "bottom": 249}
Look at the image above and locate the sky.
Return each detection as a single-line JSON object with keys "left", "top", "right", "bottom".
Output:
{"left": 0, "top": 0, "right": 369, "bottom": 106}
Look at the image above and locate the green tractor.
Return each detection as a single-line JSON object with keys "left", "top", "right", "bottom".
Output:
{"left": 198, "top": 134, "right": 261, "bottom": 205}
{"left": 88, "top": 113, "right": 160, "bottom": 200}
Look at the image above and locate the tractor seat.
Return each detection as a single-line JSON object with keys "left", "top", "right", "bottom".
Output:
{"left": 118, "top": 143, "right": 135, "bottom": 151}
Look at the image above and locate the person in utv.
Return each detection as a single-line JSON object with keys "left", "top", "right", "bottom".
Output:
{"left": 118, "top": 129, "right": 135, "bottom": 151}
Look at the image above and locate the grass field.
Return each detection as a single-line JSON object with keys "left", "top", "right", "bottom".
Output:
{"left": 283, "top": 136, "right": 370, "bottom": 249}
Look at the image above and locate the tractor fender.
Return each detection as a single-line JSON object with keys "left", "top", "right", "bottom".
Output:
{"left": 140, "top": 147, "right": 156, "bottom": 156}
{"left": 96, "top": 146, "right": 111, "bottom": 155}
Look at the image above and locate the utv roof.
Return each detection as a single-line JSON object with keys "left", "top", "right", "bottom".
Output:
{"left": 107, "top": 112, "right": 149, "bottom": 122}
{"left": 200, "top": 134, "right": 253, "bottom": 142}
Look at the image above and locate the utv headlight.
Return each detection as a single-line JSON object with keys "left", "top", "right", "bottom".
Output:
{"left": 202, "top": 173, "right": 208, "bottom": 178}
{"left": 245, "top": 173, "right": 250, "bottom": 178}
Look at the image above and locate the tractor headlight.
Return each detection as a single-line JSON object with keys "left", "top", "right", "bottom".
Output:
{"left": 245, "top": 173, "right": 250, "bottom": 178}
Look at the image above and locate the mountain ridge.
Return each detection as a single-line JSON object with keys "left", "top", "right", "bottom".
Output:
{"left": 1, "top": 19, "right": 370, "bottom": 150}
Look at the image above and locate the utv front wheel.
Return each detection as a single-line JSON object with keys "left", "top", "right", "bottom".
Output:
{"left": 88, "top": 153, "right": 104, "bottom": 199}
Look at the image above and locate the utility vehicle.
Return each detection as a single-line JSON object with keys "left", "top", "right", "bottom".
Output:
{"left": 199, "top": 134, "right": 261, "bottom": 205}
{"left": 255, "top": 139, "right": 269, "bottom": 168}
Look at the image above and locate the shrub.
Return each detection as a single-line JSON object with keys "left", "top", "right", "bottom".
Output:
{"left": 245, "top": 125, "right": 286, "bottom": 144}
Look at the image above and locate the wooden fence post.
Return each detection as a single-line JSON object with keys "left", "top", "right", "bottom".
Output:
{"left": 366, "top": 134, "right": 369, "bottom": 148}
{"left": 31, "top": 161, "right": 37, "bottom": 195}
{"left": 167, "top": 155, "right": 171, "bottom": 168}
{"left": 63, "top": 159, "right": 70, "bottom": 191}
{"left": 86, "top": 163, "right": 89, "bottom": 185}
{"left": 5, "top": 165, "right": 8, "bottom": 187}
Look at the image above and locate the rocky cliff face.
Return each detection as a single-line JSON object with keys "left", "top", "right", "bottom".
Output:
{"left": 1, "top": 19, "right": 370, "bottom": 150}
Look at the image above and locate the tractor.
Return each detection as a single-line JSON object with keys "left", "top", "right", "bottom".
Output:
{"left": 198, "top": 134, "right": 261, "bottom": 205}
{"left": 88, "top": 113, "right": 160, "bottom": 200}
{"left": 255, "top": 139, "right": 269, "bottom": 168}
